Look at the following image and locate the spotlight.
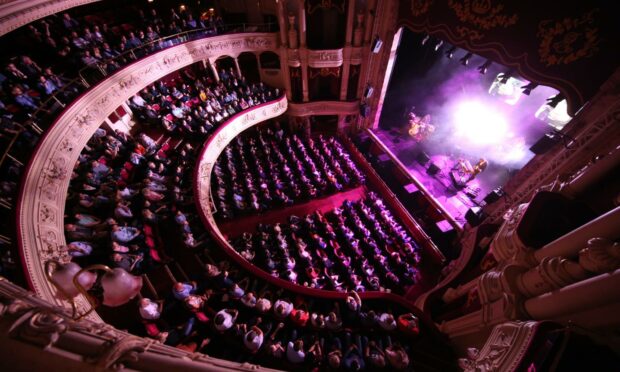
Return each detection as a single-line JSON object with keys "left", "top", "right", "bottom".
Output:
{"left": 521, "top": 82, "right": 538, "bottom": 95}
{"left": 459, "top": 52, "right": 473, "bottom": 66}
{"left": 477, "top": 60, "right": 492, "bottom": 74}
{"left": 498, "top": 72, "right": 510, "bottom": 84}
{"left": 434, "top": 40, "right": 443, "bottom": 51}
{"left": 421, "top": 35, "right": 430, "bottom": 45}
{"left": 546, "top": 94, "right": 564, "bottom": 108}
{"left": 371, "top": 36, "right": 383, "bottom": 53}
{"left": 445, "top": 46, "right": 456, "bottom": 59}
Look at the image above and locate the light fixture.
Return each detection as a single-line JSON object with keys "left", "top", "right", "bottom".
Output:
{"left": 477, "top": 60, "right": 492, "bottom": 74}
{"left": 364, "top": 84, "right": 374, "bottom": 98}
{"left": 434, "top": 40, "right": 443, "bottom": 51}
{"left": 371, "top": 35, "right": 383, "bottom": 53}
{"left": 445, "top": 46, "right": 456, "bottom": 59}
{"left": 421, "top": 35, "right": 430, "bottom": 45}
{"left": 459, "top": 52, "right": 473, "bottom": 66}
{"left": 521, "top": 82, "right": 538, "bottom": 95}
{"left": 46, "top": 261, "right": 142, "bottom": 319}
{"left": 546, "top": 94, "right": 564, "bottom": 108}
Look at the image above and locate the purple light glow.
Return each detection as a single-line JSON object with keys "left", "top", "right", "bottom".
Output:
{"left": 453, "top": 101, "right": 508, "bottom": 145}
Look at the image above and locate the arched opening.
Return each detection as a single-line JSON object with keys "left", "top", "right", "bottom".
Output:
{"left": 259, "top": 51, "right": 281, "bottom": 70}
{"left": 237, "top": 52, "right": 260, "bottom": 83}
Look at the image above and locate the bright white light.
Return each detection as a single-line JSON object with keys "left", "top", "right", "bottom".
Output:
{"left": 535, "top": 99, "right": 572, "bottom": 131}
{"left": 453, "top": 101, "right": 508, "bottom": 145}
{"left": 488, "top": 74, "right": 527, "bottom": 105}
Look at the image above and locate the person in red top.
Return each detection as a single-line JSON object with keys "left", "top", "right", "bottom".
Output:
{"left": 290, "top": 307, "right": 309, "bottom": 327}
{"left": 397, "top": 313, "right": 420, "bottom": 337}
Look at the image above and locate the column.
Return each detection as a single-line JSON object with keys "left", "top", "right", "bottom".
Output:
{"left": 340, "top": 59, "right": 351, "bottom": 100}
{"left": 276, "top": 0, "right": 288, "bottom": 46}
{"left": 298, "top": 0, "right": 306, "bottom": 48}
{"left": 233, "top": 57, "right": 242, "bottom": 78}
{"left": 344, "top": 0, "right": 356, "bottom": 45}
{"left": 208, "top": 59, "right": 219, "bottom": 82}
{"left": 301, "top": 59, "right": 309, "bottom": 102}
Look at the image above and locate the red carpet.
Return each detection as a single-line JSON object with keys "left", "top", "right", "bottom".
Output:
{"left": 217, "top": 186, "right": 367, "bottom": 239}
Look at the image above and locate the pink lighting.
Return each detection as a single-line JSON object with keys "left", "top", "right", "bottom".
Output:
{"left": 453, "top": 101, "right": 509, "bottom": 146}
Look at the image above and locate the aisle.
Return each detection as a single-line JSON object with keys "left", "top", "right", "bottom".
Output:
{"left": 217, "top": 186, "right": 366, "bottom": 238}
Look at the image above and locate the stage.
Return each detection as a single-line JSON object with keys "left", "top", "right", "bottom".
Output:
{"left": 373, "top": 128, "right": 514, "bottom": 227}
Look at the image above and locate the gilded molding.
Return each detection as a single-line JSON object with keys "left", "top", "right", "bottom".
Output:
{"left": 17, "top": 33, "right": 279, "bottom": 321}
{"left": 287, "top": 100, "right": 359, "bottom": 116}
{"left": 0, "top": 0, "right": 101, "bottom": 36}
{"left": 307, "top": 48, "right": 344, "bottom": 68}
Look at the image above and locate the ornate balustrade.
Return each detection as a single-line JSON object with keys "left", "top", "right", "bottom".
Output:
{"left": 0, "top": 276, "right": 280, "bottom": 371}
{"left": 287, "top": 100, "right": 360, "bottom": 116}
{"left": 0, "top": 0, "right": 100, "bottom": 36}
{"left": 16, "top": 32, "right": 279, "bottom": 321}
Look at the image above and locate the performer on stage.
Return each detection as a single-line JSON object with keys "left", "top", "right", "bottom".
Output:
{"left": 407, "top": 112, "right": 435, "bottom": 142}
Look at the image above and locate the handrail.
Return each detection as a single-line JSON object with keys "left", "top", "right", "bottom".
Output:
{"left": 0, "top": 22, "right": 277, "bottom": 172}
{"left": 364, "top": 128, "right": 463, "bottom": 232}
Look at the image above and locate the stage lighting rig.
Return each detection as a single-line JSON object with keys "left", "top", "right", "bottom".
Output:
{"left": 445, "top": 46, "right": 457, "bottom": 59}
{"left": 546, "top": 94, "right": 564, "bottom": 108}
{"left": 434, "top": 40, "right": 444, "bottom": 51}
{"left": 521, "top": 82, "right": 538, "bottom": 95}
{"left": 421, "top": 34, "right": 430, "bottom": 45}
{"left": 459, "top": 52, "right": 473, "bottom": 66}
{"left": 477, "top": 60, "right": 492, "bottom": 74}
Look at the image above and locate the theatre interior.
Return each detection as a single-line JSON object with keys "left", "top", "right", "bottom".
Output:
{"left": 0, "top": 0, "right": 619, "bottom": 370}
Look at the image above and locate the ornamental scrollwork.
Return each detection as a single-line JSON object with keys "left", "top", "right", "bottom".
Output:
{"left": 448, "top": 0, "right": 518, "bottom": 31}
{"left": 537, "top": 9, "right": 600, "bottom": 66}
{"left": 411, "top": 0, "right": 433, "bottom": 17}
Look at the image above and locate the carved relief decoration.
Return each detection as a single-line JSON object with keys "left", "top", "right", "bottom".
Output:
{"left": 537, "top": 9, "right": 600, "bottom": 66}
{"left": 17, "top": 32, "right": 279, "bottom": 322}
{"left": 307, "top": 49, "right": 344, "bottom": 68}
{"left": 287, "top": 100, "right": 359, "bottom": 117}
{"left": 0, "top": 0, "right": 101, "bottom": 36}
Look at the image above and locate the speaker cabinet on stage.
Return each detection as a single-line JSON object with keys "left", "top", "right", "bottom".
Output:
{"left": 416, "top": 151, "right": 430, "bottom": 166}
{"left": 530, "top": 133, "right": 560, "bottom": 154}
{"left": 483, "top": 188, "right": 504, "bottom": 204}
{"left": 465, "top": 207, "right": 486, "bottom": 227}
{"left": 426, "top": 162, "right": 440, "bottom": 175}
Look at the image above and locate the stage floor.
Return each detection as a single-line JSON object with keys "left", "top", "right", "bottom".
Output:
{"left": 374, "top": 128, "right": 515, "bottom": 227}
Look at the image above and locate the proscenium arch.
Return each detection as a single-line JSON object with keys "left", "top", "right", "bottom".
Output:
{"left": 16, "top": 32, "right": 280, "bottom": 321}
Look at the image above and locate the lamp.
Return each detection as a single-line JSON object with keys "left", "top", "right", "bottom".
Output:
{"left": 445, "top": 46, "right": 456, "bottom": 59}
{"left": 421, "top": 35, "right": 430, "bottom": 45}
{"left": 521, "top": 82, "right": 538, "bottom": 95}
{"left": 477, "top": 60, "right": 492, "bottom": 74}
{"left": 459, "top": 52, "right": 473, "bottom": 66}
{"left": 433, "top": 40, "right": 443, "bottom": 51}
{"left": 46, "top": 261, "right": 142, "bottom": 319}
{"left": 546, "top": 94, "right": 564, "bottom": 108}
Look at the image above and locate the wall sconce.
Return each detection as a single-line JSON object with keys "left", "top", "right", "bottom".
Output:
{"left": 46, "top": 261, "right": 142, "bottom": 320}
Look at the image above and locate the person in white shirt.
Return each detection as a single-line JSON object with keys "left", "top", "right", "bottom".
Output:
{"left": 274, "top": 299, "right": 293, "bottom": 319}
{"left": 139, "top": 298, "right": 161, "bottom": 320}
{"left": 243, "top": 326, "right": 264, "bottom": 353}
{"left": 214, "top": 309, "right": 238, "bottom": 332}
{"left": 132, "top": 94, "right": 146, "bottom": 107}
{"left": 378, "top": 312, "right": 397, "bottom": 331}
{"left": 287, "top": 339, "right": 305, "bottom": 364}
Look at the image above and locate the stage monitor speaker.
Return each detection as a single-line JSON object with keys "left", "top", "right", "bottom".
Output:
{"left": 416, "top": 152, "right": 430, "bottom": 166}
{"left": 360, "top": 103, "right": 371, "bottom": 117}
{"left": 483, "top": 187, "right": 504, "bottom": 204}
{"left": 465, "top": 207, "right": 486, "bottom": 227}
{"left": 426, "top": 162, "right": 440, "bottom": 176}
{"left": 529, "top": 133, "right": 560, "bottom": 154}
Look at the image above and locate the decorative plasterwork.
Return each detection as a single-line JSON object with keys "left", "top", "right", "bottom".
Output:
{"left": 287, "top": 100, "right": 359, "bottom": 116}
{"left": 307, "top": 48, "right": 344, "bottom": 68}
{"left": 458, "top": 321, "right": 540, "bottom": 372}
{"left": 0, "top": 277, "right": 282, "bottom": 371}
{"left": 0, "top": 0, "right": 101, "bottom": 36}
{"left": 17, "top": 32, "right": 279, "bottom": 322}
{"left": 349, "top": 46, "right": 363, "bottom": 64}
{"left": 287, "top": 48, "right": 301, "bottom": 67}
